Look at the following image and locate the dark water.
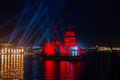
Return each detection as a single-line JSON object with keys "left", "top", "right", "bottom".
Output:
{"left": 0, "top": 53, "right": 120, "bottom": 80}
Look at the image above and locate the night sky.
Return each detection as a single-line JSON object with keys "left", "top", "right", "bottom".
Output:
{"left": 0, "top": 0, "right": 120, "bottom": 47}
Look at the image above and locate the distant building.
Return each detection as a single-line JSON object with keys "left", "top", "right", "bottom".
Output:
{"left": 87, "top": 46, "right": 120, "bottom": 53}
{"left": 0, "top": 43, "right": 24, "bottom": 54}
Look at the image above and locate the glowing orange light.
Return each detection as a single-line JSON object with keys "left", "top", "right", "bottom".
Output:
{"left": 5, "top": 48, "right": 7, "bottom": 53}
{"left": 1, "top": 49, "right": 4, "bottom": 53}
{"left": 11, "top": 48, "right": 13, "bottom": 53}
{"left": 8, "top": 48, "right": 10, "bottom": 53}
{"left": 21, "top": 48, "right": 24, "bottom": 53}
{"left": 14, "top": 49, "right": 16, "bottom": 53}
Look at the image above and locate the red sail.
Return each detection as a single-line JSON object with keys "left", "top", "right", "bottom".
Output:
{"left": 43, "top": 42, "right": 55, "bottom": 55}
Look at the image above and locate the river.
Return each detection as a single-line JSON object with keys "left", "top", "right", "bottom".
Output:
{"left": 0, "top": 53, "right": 120, "bottom": 80}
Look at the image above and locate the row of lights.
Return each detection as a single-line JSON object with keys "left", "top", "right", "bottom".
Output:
{"left": 98, "top": 47, "right": 120, "bottom": 51}
{"left": 1, "top": 48, "right": 24, "bottom": 54}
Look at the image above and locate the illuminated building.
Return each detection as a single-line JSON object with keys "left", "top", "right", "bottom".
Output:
{"left": 0, "top": 43, "right": 24, "bottom": 54}
{"left": 88, "top": 46, "right": 120, "bottom": 53}
{"left": 98, "top": 47, "right": 120, "bottom": 52}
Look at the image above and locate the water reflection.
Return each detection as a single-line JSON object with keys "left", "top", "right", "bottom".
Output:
{"left": 44, "top": 60, "right": 55, "bottom": 80}
{"left": 44, "top": 60, "right": 85, "bottom": 80}
{"left": 60, "top": 61, "right": 85, "bottom": 80}
{"left": 1, "top": 54, "right": 118, "bottom": 80}
{"left": 0, "top": 54, "right": 24, "bottom": 80}
{"left": 24, "top": 54, "right": 86, "bottom": 80}
{"left": 24, "top": 54, "right": 44, "bottom": 80}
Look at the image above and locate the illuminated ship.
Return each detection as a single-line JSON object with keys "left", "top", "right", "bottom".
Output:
{"left": 42, "top": 26, "right": 85, "bottom": 56}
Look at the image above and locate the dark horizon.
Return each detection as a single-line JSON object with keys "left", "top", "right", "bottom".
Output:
{"left": 0, "top": 0, "right": 120, "bottom": 47}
